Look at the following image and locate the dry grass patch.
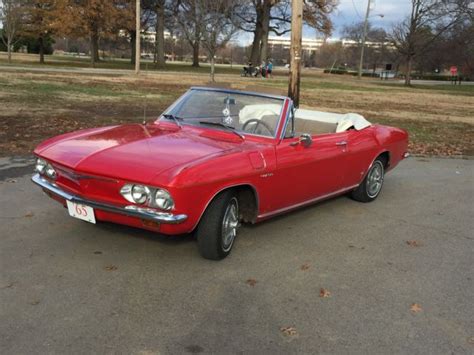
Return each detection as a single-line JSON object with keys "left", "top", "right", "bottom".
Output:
{"left": 0, "top": 69, "right": 472, "bottom": 157}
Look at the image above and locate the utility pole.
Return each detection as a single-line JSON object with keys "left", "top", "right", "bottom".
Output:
{"left": 288, "top": 0, "right": 303, "bottom": 107}
{"left": 135, "top": 0, "right": 141, "bottom": 75}
{"left": 358, "top": 0, "right": 371, "bottom": 79}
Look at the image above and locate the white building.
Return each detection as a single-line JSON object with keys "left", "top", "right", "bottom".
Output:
{"left": 267, "top": 36, "right": 392, "bottom": 53}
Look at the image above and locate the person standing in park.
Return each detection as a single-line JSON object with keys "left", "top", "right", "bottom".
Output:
{"left": 266, "top": 60, "right": 273, "bottom": 78}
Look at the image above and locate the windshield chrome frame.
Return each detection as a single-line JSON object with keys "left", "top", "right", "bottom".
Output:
{"left": 158, "top": 87, "right": 288, "bottom": 140}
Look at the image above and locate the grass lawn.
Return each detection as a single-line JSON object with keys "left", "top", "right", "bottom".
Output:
{"left": 0, "top": 55, "right": 473, "bottom": 157}
{"left": 0, "top": 52, "right": 244, "bottom": 75}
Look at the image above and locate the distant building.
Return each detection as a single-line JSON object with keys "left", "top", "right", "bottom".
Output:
{"left": 267, "top": 36, "right": 393, "bottom": 54}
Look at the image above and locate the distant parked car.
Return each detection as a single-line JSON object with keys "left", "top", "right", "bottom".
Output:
{"left": 32, "top": 87, "right": 409, "bottom": 260}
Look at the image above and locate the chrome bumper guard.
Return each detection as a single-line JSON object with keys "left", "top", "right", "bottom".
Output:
{"left": 31, "top": 174, "right": 187, "bottom": 224}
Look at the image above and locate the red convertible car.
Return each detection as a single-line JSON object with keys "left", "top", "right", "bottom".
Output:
{"left": 32, "top": 87, "right": 408, "bottom": 260}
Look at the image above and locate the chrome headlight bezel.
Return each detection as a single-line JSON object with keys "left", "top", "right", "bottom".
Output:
{"left": 120, "top": 184, "right": 151, "bottom": 205}
{"left": 44, "top": 164, "right": 57, "bottom": 179}
{"left": 120, "top": 183, "right": 174, "bottom": 211}
{"left": 154, "top": 189, "right": 174, "bottom": 211}
{"left": 35, "top": 158, "right": 57, "bottom": 180}
{"left": 35, "top": 158, "right": 47, "bottom": 174}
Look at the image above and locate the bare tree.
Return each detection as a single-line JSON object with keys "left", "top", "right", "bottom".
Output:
{"left": 389, "top": 0, "right": 471, "bottom": 85}
{"left": 343, "top": 21, "right": 390, "bottom": 72}
{"left": 200, "top": 0, "right": 238, "bottom": 81}
{"left": 175, "top": 0, "right": 204, "bottom": 67}
{"left": 153, "top": 0, "right": 166, "bottom": 67}
{"left": 0, "top": 0, "right": 23, "bottom": 63}
{"left": 237, "top": 0, "right": 336, "bottom": 66}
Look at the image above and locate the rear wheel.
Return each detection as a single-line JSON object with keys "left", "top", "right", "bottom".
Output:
{"left": 196, "top": 191, "right": 240, "bottom": 260}
{"left": 351, "top": 158, "right": 385, "bottom": 202}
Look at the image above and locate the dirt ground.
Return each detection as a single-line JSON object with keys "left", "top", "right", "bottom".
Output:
{"left": 0, "top": 68, "right": 473, "bottom": 157}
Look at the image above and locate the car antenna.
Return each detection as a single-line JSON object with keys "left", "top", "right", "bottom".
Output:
{"left": 142, "top": 95, "right": 148, "bottom": 125}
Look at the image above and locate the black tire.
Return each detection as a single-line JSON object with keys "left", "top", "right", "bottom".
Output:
{"left": 351, "top": 157, "right": 385, "bottom": 203}
{"left": 196, "top": 190, "right": 240, "bottom": 260}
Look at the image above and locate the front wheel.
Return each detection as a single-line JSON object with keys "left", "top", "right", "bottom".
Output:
{"left": 351, "top": 158, "right": 385, "bottom": 202}
{"left": 196, "top": 191, "right": 240, "bottom": 260}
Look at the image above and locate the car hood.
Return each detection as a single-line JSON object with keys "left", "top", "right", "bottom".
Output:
{"left": 36, "top": 123, "right": 241, "bottom": 183}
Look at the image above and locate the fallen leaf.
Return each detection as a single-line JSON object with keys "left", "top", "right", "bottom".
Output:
{"left": 246, "top": 278, "right": 257, "bottom": 287}
{"left": 300, "top": 263, "right": 310, "bottom": 271}
{"left": 24, "top": 212, "right": 34, "bottom": 218}
{"left": 280, "top": 326, "right": 298, "bottom": 336}
{"left": 6, "top": 179, "right": 17, "bottom": 183}
{"left": 93, "top": 251, "right": 103, "bottom": 255}
{"left": 410, "top": 303, "right": 422, "bottom": 313}
{"left": 1, "top": 282, "right": 15, "bottom": 289}
{"left": 406, "top": 240, "right": 423, "bottom": 247}
{"left": 467, "top": 336, "right": 474, "bottom": 345}
{"left": 30, "top": 300, "right": 40, "bottom": 305}
{"left": 320, "top": 288, "right": 331, "bottom": 298}
{"left": 105, "top": 265, "right": 118, "bottom": 271}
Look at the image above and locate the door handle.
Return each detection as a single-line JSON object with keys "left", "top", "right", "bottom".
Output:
{"left": 336, "top": 141, "right": 347, "bottom": 146}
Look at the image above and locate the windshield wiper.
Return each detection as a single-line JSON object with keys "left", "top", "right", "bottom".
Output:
{"left": 162, "top": 114, "right": 183, "bottom": 128}
{"left": 198, "top": 121, "right": 245, "bottom": 140}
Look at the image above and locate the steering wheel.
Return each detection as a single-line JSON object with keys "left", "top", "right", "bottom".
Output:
{"left": 242, "top": 119, "right": 273, "bottom": 136}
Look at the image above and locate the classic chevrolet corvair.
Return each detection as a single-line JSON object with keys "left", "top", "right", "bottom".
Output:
{"left": 32, "top": 87, "right": 408, "bottom": 260}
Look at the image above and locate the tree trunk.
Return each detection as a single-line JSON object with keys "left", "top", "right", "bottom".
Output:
{"left": 405, "top": 55, "right": 412, "bottom": 86}
{"left": 250, "top": 22, "right": 263, "bottom": 65}
{"left": 39, "top": 35, "right": 45, "bottom": 64}
{"left": 130, "top": 30, "right": 136, "bottom": 65}
{"left": 192, "top": 41, "right": 200, "bottom": 67}
{"left": 90, "top": 30, "right": 100, "bottom": 67}
{"left": 210, "top": 55, "right": 215, "bottom": 82}
{"left": 7, "top": 37, "right": 12, "bottom": 64}
{"left": 260, "top": 1, "right": 271, "bottom": 63}
{"left": 155, "top": 1, "right": 166, "bottom": 68}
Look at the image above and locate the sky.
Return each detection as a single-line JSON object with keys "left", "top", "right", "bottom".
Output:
{"left": 330, "top": 0, "right": 413, "bottom": 37}
{"left": 239, "top": 0, "right": 414, "bottom": 44}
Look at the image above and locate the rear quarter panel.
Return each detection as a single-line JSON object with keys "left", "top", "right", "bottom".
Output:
{"left": 344, "top": 125, "right": 408, "bottom": 187}
{"left": 373, "top": 124, "right": 409, "bottom": 172}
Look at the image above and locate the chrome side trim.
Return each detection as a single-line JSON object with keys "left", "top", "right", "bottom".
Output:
{"left": 257, "top": 184, "right": 359, "bottom": 220}
{"left": 31, "top": 174, "right": 187, "bottom": 224}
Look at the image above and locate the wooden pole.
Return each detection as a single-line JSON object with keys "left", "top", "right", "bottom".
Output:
{"left": 288, "top": 0, "right": 303, "bottom": 107}
{"left": 358, "top": 0, "right": 371, "bottom": 79}
{"left": 135, "top": 0, "right": 141, "bottom": 75}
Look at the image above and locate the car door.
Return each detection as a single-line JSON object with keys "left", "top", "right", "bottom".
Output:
{"left": 272, "top": 131, "right": 349, "bottom": 210}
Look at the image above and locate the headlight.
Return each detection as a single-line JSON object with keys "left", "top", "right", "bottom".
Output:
{"left": 154, "top": 189, "right": 174, "bottom": 211}
{"left": 45, "top": 164, "right": 57, "bottom": 179}
{"left": 35, "top": 158, "right": 47, "bottom": 174}
{"left": 120, "top": 184, "right": 150, "bottom": 205}
{"left": 120, "top": 183, "right": 174, "bottom": 210}
{"left": 131, "top": 185, "right": 149, "bottom": 204}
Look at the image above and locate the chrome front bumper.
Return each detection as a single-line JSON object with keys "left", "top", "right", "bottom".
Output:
{"left": 31, "top": 173, "right": 187, "bottom": 224}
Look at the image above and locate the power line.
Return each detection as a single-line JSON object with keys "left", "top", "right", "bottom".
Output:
{"left": 351, "top": 0, "right": 363, "bottom": 19}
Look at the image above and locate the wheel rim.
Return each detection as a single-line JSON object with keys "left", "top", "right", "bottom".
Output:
{"left": 221, "top": 197, "right": 239, "bottom": 252}
{"left": 366, "top": 161, "right": 384, "bottom": 198}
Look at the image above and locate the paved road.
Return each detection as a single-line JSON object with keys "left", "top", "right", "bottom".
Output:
{"left": 0, "top": 157, "right": 473, "bottom": 354}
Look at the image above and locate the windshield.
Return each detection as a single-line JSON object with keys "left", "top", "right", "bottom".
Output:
{"left": 163, "top": 89, "right": 285, "bottom": 138}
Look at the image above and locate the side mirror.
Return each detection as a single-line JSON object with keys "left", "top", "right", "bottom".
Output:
{"left": 290, "top": 133, "right": 313, "bottom": 147}
{"left": 300, "top": 133, "right": 313, "bottom": 147}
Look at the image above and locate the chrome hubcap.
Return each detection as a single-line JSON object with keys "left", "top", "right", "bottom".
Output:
{"left": 366, "top": 161, "right": 384, "bottom": 198}
{"left": 221, "top": 198, "right": 239, "bottom": 252}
